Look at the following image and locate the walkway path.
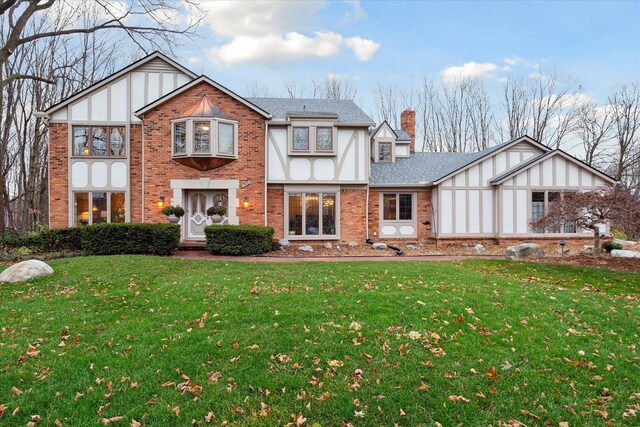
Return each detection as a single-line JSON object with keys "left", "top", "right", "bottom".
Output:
{"left": 172, "top": 251, "right": 503, "bottom": 262}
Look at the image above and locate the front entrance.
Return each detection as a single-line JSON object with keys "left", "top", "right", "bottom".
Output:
{"left": 186, "top": 190, "right": 228, "bottom": 240}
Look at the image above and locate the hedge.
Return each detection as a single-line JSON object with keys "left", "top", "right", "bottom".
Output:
{"left": 205, "top": 225, "right": 274, "bottom": 255}
{"left": 82, "top": 223, "right": 180, "bottom": 256}
{"left": 1, "top": 223, "right": 180, "bottom": 256}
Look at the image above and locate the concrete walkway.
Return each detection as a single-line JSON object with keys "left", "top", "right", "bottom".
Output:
{"left": 172, "top": 251, "right": 503, "bottom": 262}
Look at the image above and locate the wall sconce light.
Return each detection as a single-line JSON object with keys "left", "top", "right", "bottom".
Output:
{"left": 422, "top": 220, "right": 431, "bottom": 231}
{"left": 157, "top": 196, "right": 165, "bottom": 209}
{"left": 242, "top": 196, "right": 249, "bottom": 209}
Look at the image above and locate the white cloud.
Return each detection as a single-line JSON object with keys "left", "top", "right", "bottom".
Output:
{"left": 327, "top": 73, "right": 359, "bottom": 81}
{"left": 440, "top": 61, "right": 499, "bottom": 83}
{"left": 202, "top": 0, "right": 379, "bottom": 65}
{"left": 341, "top": 0, "right": 367, "bottom": 24}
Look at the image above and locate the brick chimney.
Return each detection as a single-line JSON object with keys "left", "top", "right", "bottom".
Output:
{"left": 401, "top": 108, "right": 416, "bottom": 153}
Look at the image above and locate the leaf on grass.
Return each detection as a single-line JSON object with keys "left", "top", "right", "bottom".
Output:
{"left": 100, "top": 416, "right": 125, "bottom": 424}
{"left": 11, "top": 387, "right": 22, "bottom": 396}
{"left": 204, "top": 411, "right": 215, "bottom": 423}
{"left": 207, "top": 372, "right": 222, "bottom": 383}
{"left": 448, "top": 395, "right": 470, "bottom": 402}
{"left": 160, "top": 381, "right": 175, "bottom": 388}
{"left": 130, "top": 420, "right": 141, "bottom": 427}
{"left": 328, "top": 360, "right": 344, "bottom": 368}
{"left": 417, "top": 382, "right": 429, "bottom": 392}
{"left": 475, "top": 391, "right": 487, "bottom": 399}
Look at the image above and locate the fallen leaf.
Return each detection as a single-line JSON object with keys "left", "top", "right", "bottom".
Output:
{"left": 448, "top": 395, "right": 470, "bottom": 402}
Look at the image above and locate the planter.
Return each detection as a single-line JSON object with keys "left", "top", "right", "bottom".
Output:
{"left": 167, "top": 215, "right": 180, "bottom": 224}
{"left": 210, "top": 214, "right": 223, "bottom": 224}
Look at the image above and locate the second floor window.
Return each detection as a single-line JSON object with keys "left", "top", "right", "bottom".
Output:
{"left": 378, "top": 142, "right": 392, "bottom": 162}
{"left": 73, "top": 126, "right": 126, "bottom": 157}
{"left": 172, "top": 119, "right": 237, "bottom": 158}
{"left": 289, "top": 124, "right": 336, "bottom": 155}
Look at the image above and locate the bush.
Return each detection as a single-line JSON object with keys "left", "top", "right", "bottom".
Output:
{"left": 0, "top": 232, "right": 42, "bottom": 251}
{"left": 602, "top": 241, "right": 624, "bottom": 253}
{"left": 205, "top": 225, "right": 274, "bottom": 255}
{"left": 611, "top": 228, "right": 628, "bottom": 241}
{"left": 82, "top": 223, "right": 180, "bottom": 256}
{"left": 39, "top": 227, "right": 86, "bottom": 252}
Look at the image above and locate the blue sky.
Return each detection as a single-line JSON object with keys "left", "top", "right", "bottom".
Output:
{"left": 179, "top": 0, "right": 639, "bottom": 111}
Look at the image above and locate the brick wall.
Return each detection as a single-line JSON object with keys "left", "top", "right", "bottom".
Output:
{"left": 140, "top": 81, "right": 267, "bottom": 225}
{"left": 339, "top": 188, "right": 367, "bottom": 243}
{"left": 48, "top": 123, "right": 68, "bottom": 228}
{"left": 267, "top": 187, "right": 284, "bottom": 238}
{"left": 129, "top": 124, "right": 143, "bottom": 222}
{"left": 368, "top": 189, "right": 432, "bottom": 241}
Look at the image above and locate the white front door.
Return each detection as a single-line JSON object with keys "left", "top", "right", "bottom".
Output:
{"left": 186, "top": 191, "right": 229, "bottom": 240}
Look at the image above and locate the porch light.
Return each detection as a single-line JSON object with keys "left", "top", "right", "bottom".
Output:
{"left": 157, "top": 196, "right": 165, "bottom": 209}
{"left": 243, "top": 196, "right": 249, "bottom": 209}
{"left": 423, "top": 220, "right": 431, "bottom": 231}
{"left": 82, "top": 146, "right": 89, "bottom": 155}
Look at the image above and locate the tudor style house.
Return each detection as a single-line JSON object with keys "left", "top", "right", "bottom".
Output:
{"left": 42, "top": 52, "right": 616, "bottom": 243}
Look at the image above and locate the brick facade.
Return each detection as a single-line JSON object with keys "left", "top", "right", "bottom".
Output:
{"left": 48, "top": 123, "right": 69, "bottom": 228}
{"left": 339, "top": 188, "right": 368, "bottom": 242}
{"left": 139, "top": 81, "right": 267, "bottom": 226}
{"left": 266, "top": 187, "right": 284, "bottom": 238}
{"left": 368, "top": 189, "right": 432, "bottom": 241}
{"left": 129, "top": 124, "right": 143, "bottom": 222}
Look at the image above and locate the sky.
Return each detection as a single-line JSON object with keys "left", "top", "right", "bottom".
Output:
{"left": 176, "top": 0, "right": 640, "bottom": 115}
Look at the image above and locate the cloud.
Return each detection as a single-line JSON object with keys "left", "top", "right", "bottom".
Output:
{"left": 327, "top": 73, "right": 360, "bottom": 81}
{"left": 202, "top": 0, "right": 379, "bottom": 65}
{"left": 341, "top": 0, "right": 367, "bottom": 24}
{"left": 440, "top": 61, "right": 499, "bottom": 83}
{"left": 504, "top": 56, "right": 540, "bottom": 70}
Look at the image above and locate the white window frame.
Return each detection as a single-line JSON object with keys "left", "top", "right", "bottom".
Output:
{"left": 378, "top": 142, "right": 393, "bottom": 163}
{"left": 284, "top": 190, "right": 340, "bottom": 240}
{"left": 72, "top": 191, "right": 127, "bottom": 226}
{"left": 171, "top": 118, "right": 238, "bottom": 159}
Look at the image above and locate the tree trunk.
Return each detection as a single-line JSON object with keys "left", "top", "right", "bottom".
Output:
{"left": 593, "top": 229, "right": 601, "bottom": 257}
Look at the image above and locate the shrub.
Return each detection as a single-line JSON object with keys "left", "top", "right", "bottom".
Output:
{"left": 611, "top": 228, "right": 628, "bottom": 241}
{"left": 206, "top": 205, "right": 227, "bottom": 216}
{"left": 82, "top": 223, "right": 180, "bottom": 256}
{"left": 602, "top": 241, "right": 624, "bottom": 253}
{"left": 205, "top": 225, "right": 274, "bottom": 255}
{"left": 0, "top": 232, "right": 42, "bottom": 251}
{"left": 39, "top": 227, "right": 86, "bottom": 252}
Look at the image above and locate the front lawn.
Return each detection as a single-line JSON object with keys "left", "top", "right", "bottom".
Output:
{"left": 0, "top": 257, "right": 638, "bottom": 425}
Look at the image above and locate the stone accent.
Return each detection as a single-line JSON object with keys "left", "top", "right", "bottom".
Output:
{"left": 0, "top": 260, "right": 54, "bottom": 283}
{"left": 611, "top": 249, "right": 640, "bottom": 258}
{"left": 323, "top": 242, "right": 333, "bottom": 249}
{"left": 505, "top": 243, "right": 545, "bottom": 260}
{"left": 474, "top": 244, "right": 485, "bottom": 254}
{"left": 298, "top": 245, "right": 313, "bottom": 252}
{"left": 278, "top": 239, "right": 289, "bottom": 246}
{"left": 373, "top": 242, "right": 387, "bottom": 250}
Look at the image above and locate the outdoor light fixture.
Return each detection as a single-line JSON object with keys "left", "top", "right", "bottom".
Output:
{"left": 558, "top": 240, "right": 566, "bottom": 256}
{"left": 243, "top": 196, "right": 249, "bottom": 209}
{"left": 157, "top": 196, "right": 165, "bottom": 209}
{"left": 423, "top": 220, "right": 431, "bottom": 231}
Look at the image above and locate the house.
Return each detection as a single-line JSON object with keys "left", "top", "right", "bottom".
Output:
{"left": 41, "top": 52, "right": 616, "bottom": 244}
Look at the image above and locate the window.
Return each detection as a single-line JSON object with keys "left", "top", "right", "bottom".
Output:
{"left": 378, "top": 142, "right": 392, "bottom": 162}
{"left": 74, "top": 191, "right": 126, "bottom": 226}
{"left": 383, "top": 193, "right": 413, "bottom": 221}
{"left": 172, "top": 119, "right": 237, "bottom": 158}
{"left": 316, "top": 127, "right": 333, "bottom": 151}
{"left": 531, "top": 190, "right": 576, "bottom": 234}
{"left": 293, "top": 127, "right": 310, "bottom": 151}
{"left": 193, "top": 121, "right": 211, "bottom": 153}
{"left": 72, "top": 126, "right": 126, "bottom": 157}
{"left": 287, "top": 192, "right": 337, "bottom": 238}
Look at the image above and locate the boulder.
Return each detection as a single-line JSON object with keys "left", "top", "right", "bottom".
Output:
{"left": 474, "top": 244, "right": 485, "bottom": 254}
{"left": 323, "top": 242, "right": 333, "bottom": 249}
{"left": 348, "top": 242, "right": 358, "bottom": 248}
{"left": 580, "top": 245, "right": 594, "bottom": 256}
{"left": 297, "top": 245, "right": 314, "bottom": 252}
{"left": 372, "top": 242, "right": 388, "bottom": 250}
{"left": 505, "top": 243, "right": 545, "bottom": 260}
{"left": 406, "top": 243, "right": 421, "bottom": 250}
{"left": 278, "top": 239, "right": 290, "bottom": 247}
{"left": 0, "top": 260, "right": 54, "bottom": 283}
{"left": 611, "top": 249, "right": 640, "bottom": 258}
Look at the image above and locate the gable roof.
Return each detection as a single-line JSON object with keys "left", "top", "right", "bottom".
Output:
{"left": 246, "top": 98, "right": 374, "bottom": 124}
{"left": 489, "top": 149, "right": 618, "bottom": 185}
{"left": 431, "top": 135, "right": 550, "bottom": 184}
{"left": 135, "top": 76, "right": 272, "bottom": 119}
{"left": 43, "top": 51, "right": 197, "bottom": 115}
{"left": 370, "top": 121, "right": 411, "bottom": 142}
{"left": 177, "top": 95, "right": 234, "bottom": 120}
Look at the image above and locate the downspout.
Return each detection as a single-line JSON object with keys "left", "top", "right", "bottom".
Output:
{"left": 141, "top": 119, "right": 145, "bottom": 223}
{"left": 365, "top": 185, "right": 369, "bottom": 241}
{"left": 264, "top": 121, "right": 268, "bottom": 227}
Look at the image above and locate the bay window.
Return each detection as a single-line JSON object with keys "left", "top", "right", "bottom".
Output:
{"left": 287, "top": 192, "right": 338, "bottom": 238}
{"left": 74, "top": 191, "right": 126, "bottom": 226}
{"left": 172, "top": 118, "right": 237, "bottom": 158}
{"left": 72, "top": 126, "right": 126, "bottom": 157}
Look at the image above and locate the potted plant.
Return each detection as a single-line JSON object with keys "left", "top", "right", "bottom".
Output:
{"left": 162, "top": 205, "right": 185, "bottom": 223}
{"left": 206, "top": 205, "right": 227, "bottom": 224}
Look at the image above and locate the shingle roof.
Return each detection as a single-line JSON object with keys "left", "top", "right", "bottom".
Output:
{"left": 369, "top": 140, "right": 517, "bottom": 185}
{"left": 177, "top": 95, "right": 233, "bottom": 119}
{"left": 246, "top": 98, "right": 374, "bottom": 124}
{"left": 394, "top": 129, "right": 411, "bottom": 142}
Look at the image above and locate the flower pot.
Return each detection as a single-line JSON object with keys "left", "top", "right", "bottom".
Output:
{"left": 210, "top": 214, "right": 223, "bottom": 224}
{"left": 167, "top": 214, "right": 180, "bottom": 224}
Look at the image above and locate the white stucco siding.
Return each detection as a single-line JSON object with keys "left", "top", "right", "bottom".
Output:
{"left": 455, "top": 189, "right": 466, "bottom": 233}
{"left": 502, "top": 189, "right": 514, "bottom": 233}
{"left": 440, "top": 189, "right": 453, "bottom": 234}
{"left": 516, "top": 189, "right": 528, "bottom": 233}
{"left": 468, "top": 190, "right": 480, "bottom": 233}
{"left": 482, "top": 190, "right": 493, "bottom": 233}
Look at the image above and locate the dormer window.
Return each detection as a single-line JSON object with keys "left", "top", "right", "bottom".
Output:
{"left": 378, "top": 142, "right": 392, "bottom": 162}
{"left": 170, "top": 96, "right": 238, "bottom": 171}
{"left": 293, "top": 127, "right": 310, "bottom": 151}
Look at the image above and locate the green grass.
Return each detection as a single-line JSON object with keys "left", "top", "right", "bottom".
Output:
{"left": 0, "top": 257, "right": 638, "bottom": 426}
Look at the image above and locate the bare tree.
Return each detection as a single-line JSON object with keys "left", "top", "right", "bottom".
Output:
{"left": 608, "top": 81, "right": 640, "bottom": 186}
{"left": 532, "top": 187, "right": 640, "bottom": 256}
{"left": 503, "top": 77, "right": 531, "bottom": 140}
{"left": 311, "top": 76, "right": 357, "bottom": 101}
{"left": 0, "top": 0, "right": 203, "bottom": 88}
{"left": 576, "top": 102, "right": 614, "bottom": 167}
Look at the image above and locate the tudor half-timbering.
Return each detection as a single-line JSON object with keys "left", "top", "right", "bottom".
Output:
{"left": 42, "top": 52, "right": 616, "bottom": 244}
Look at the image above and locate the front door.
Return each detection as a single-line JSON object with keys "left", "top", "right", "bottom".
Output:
{"left": 186, "top": 191, "right": 229, "bottom": 240}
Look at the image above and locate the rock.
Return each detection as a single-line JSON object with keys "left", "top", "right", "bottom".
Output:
{"left": 372, "top": 242, "right": 388, "bottom": 250}
{"left": 556, "top": 248, "right": 571, "bottom": 255}
{"left": 323, "top": 242, "right": 333, "bottom": 249}
{"left": 474, "top": 244, "right": 485, "bottom": 254}
{"left": 297, "top": 245, "right": 314, "bottom": 252}
{"left": 348, "top": 242, "right": 358, "bottom": 248}
{"left": 278, "top": 239, "right": 290, "bottom": 246}
{"left": 406, "top": 242, "right": 421, "bottom": 250}
{"left": 611, "top": 249, "right": 640, "bottom": 258}
{"left": 580, "top": 245, "right": 594, "bottom": 256}
{"left": 505, "top": 243, "right": 545, "bottom": 260}
{"left": 0, "top": 260, "right": 54, "bottom": 283}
